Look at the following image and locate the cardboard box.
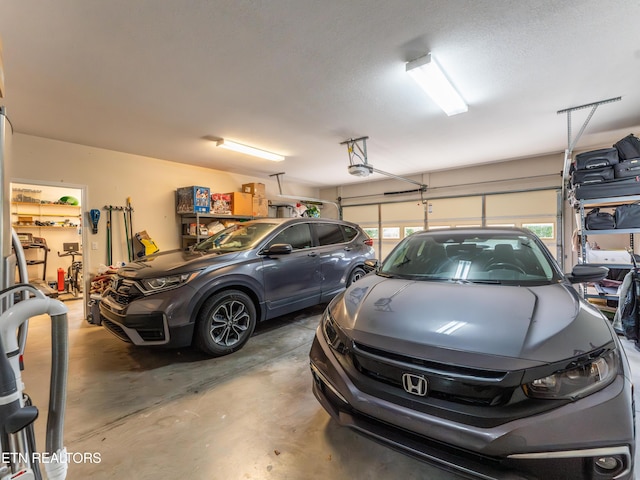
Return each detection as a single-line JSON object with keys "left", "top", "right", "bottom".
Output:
{"left": 185, "top": 223, "right": 208, "bottom": 236}
{"left": 211, "top": 193, "right": 232, "bottom": 214}
{"left": 242, "top": 182, "right": 266, "bottom": 197}
{"left": 229, "top": 192, "right": 253, "bottom": 216}
{"left": 176, "top": 186, "right": 210, "bottom": 214}
{"left": 252, "top": 197, "right": 269, "bottom": 217}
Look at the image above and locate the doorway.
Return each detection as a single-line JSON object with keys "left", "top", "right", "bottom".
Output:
{"left": 10, "top": 180, "right": 87, "bottom": 308}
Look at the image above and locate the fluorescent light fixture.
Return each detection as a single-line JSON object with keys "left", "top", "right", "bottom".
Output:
{"left": 406, "top": 53, "right": 468, "bottom": 116}
{"left": 216, "top": 139, "right": 285, "bottom": 161}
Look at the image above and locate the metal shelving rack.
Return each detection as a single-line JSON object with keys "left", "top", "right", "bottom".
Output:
{"left": 577, "top": 195, "right": 638, "bottom": 304}
{"left": 179, "top": 213, "right": 253, "bottom": 249}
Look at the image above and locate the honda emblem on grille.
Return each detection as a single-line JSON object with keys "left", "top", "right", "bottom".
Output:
{"left": 402, "top": 373, "right": 428, "bottom": 396}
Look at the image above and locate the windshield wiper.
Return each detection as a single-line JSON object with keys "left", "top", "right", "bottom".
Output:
{"left": 447, "top": 278, "right": 502, "bottom": 284}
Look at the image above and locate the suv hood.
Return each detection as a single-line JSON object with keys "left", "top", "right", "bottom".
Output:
{"left": 117, "top": 249, "right": 242, "bottom": 279}
{"left": 335, "top": 275, "right": 614, "bottom": 366}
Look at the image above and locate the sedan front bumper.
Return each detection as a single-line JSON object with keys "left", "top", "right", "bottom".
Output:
{"left": 309, "top": 329, "right": 635, "bottom": 480}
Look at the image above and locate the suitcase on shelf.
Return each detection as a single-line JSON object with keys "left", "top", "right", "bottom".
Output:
{"left": 585, "top": 208, "right": 616, "bottom": 229}
{"left": 574, "top": 176, "right": 640, "bottom": 200}
{"left": 571, "top": 166, "right": 614, "bottom": 185}
{"left": 614, "top": 134, "right": 640, "bottom": 160}
{"left": 615, "top": 203, "right": 640, "bottom": 229}
{"left": 574, "top": 147, "right": 619, "bottom": 170}
{"left": 614, "top": 158, "right": 640, "bottom": 178}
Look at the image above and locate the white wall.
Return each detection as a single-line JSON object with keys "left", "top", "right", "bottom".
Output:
{"left": 10, "top": 133, "right": 319, "bottom": 283}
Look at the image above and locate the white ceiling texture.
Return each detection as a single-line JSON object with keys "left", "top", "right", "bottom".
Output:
{"left": 0, "top": 1, "right": 639, "bottom": 188}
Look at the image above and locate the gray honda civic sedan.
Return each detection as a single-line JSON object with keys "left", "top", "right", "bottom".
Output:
{"left": 309, "top": 227, "right": 635, "bottom": 479}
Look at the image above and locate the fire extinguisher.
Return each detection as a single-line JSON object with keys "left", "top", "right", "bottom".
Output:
{"left": 57, "top": 268, "right": 65, "bottom": 292}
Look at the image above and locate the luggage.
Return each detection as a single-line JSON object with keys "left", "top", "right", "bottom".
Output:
{"left": 615, "top": 202, "right": 640, "bottom": 229}
{"left": 574, "top": 176, "right": 640, "bottom": 200}
{"left": 571, "top": 166, "right": 614, "bottom": 185}
{"left": 585, "top": 208, "right": 615, "bottom": 230}
{"left": 574, "top": 147, "right": 619, "bottom": 170}
{"left": 614, "top": 158, "right": 640, "bottom": 178}
{"left": 614, "top": 133, "right": 640, "bottom": 160}
{"left": 619, "top": 271, "right": 639, "bottom": 341}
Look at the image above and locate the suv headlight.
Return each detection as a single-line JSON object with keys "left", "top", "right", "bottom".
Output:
{"left": 139, "top": 271, "right": 200, "bottom": 293}
{"left": 523, "top": 349, "right": 619, "bottom": 400}
{"left": 322, "top": 310, "right": 350, "bottom": 355}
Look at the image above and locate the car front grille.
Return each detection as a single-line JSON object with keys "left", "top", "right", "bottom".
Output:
{"left": 106, "top": 277, "right": 144, "bottom": 305}
{"left": 348, "top": 341, "right": 564, "bottom": 428}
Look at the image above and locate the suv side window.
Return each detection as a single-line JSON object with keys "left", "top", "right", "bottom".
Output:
{"left": 316, "top": 223, "right": 346, "bottom": 246}
{"left": 343, "top": 225, "right": 358, "bottom": 242}
{"left": 269, "top": 223, "right": 313, "bottom": 250}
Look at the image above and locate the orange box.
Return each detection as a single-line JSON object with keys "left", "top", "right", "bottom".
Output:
{"left": 229, "top": 192, "right": 253, "bottom": 216}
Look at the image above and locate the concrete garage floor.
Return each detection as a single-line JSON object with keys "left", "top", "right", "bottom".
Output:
{"left": 19, "top": 299, "right": 640, "bottom": 479}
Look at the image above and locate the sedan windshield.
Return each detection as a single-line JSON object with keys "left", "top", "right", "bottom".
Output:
{"left": 380, "top": 231, "right": 559, "bottom": 284}
{"left": 192, "top": 222, "right": 278, "bottom": 253}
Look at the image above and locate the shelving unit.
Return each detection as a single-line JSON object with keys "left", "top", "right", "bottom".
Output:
{"left": 11, "top": 186, "right": 83, "bottom": 287}
{"left": 11, "top": 202, "right": 81, "bottom": 230}
{"left": 576, "top": 195, "right": 639, "bottom": 305}
{"left": 179, "top": 213, "right": 253, "bottom": 249}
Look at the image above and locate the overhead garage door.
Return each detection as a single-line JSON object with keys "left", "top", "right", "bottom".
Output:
{"left": 342, "top": 189, "right": 559, "bottom": 261}
{"left": 343, "top": 201, "right": 425, "bottom": 260}
{"left": 485, "top": 190, "right": 558, "bottom": 255}
{"left": 426, "top": 196, "right": 483, "bottom": 228}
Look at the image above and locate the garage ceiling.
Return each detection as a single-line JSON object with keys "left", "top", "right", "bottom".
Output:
{"left": 1, "top": 1, "right": 639, "bottom": 188}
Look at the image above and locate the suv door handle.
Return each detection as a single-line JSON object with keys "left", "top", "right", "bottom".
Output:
{"left": 344, "top": 247, "right": 352, "bottom": 251}
{"left": 307, "top": 252, "right": 318, "bottom": 257}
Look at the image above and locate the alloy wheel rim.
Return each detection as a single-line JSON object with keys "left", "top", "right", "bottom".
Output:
{"left": 210, "top": 299, "right": 250, "bottom": 346}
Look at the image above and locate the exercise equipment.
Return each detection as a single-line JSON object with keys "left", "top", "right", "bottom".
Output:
{"left": 57, "top": 245, "right": 82, "bottom": 297}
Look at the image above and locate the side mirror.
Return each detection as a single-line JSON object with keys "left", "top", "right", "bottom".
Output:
{"left": 262, "top": 243, "right": 293, "bottom": 255}
{"left": 566, "top": 265, "right": 609, "bottom": 284}
{"left": 363, "top": 259, "right": 380, "bottom": 273}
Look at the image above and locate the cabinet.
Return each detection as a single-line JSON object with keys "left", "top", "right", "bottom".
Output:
{"left": 180, "top": 213, "right": 253, "bottom": 249}
{"left": 576, "top": 195, "right": 639, "bottom": 305}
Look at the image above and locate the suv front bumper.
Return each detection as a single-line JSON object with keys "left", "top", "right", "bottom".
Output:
{"left": 99, "top": 288, "right": 196, "bottom": 348}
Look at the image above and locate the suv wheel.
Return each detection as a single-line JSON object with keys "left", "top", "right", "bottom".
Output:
{"left": 347, "top": 266, "right": 366, "bottom": 286}
{"left": 194, "top": 290, "right": 257, "bottom": 356}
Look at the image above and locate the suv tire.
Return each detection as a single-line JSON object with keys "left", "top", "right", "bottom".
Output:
{"left": 347, "top": 266, "right": 366, "bottom": 286}
{"left": 194, "top": 290, "right": 257, "bottom": 356}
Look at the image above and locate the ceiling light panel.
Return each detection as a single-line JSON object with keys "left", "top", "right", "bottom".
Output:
{"left": 216, "top": 139, "right": 285, "bottom": 162}
{"left": 406, "top": 53, "right": 468, "bottom": 116}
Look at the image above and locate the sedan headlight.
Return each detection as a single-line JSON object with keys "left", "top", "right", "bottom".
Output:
{"left": 523, "top": 349, "right": 619, "bottom": 400}
{"left": 322, "top": 310, "right": 350, "bottom": 355}
{"left": 139, "top": 271, "right": 200, "bottom": 293}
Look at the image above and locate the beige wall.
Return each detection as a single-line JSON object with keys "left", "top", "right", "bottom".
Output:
{"left": 10, "top": 133, "right": 319, "bottom": 284}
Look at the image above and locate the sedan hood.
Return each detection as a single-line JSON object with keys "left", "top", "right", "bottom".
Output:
{"left": 336, "top": 276, "right": 614, "bottom": 366}
{"left": 117, "top": 249, "right": 241, "bottom": 279}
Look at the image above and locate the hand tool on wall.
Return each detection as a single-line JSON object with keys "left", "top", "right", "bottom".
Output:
{"left": 104, "top": 205, "right": 115, "bottom": 265}
{"left": 122, "top": 205, "right": 132, "bottom": 262}
{"left": 126, "top": 197, "right": 134, "bottom": 261}
{"left": 89, "top": 209, "right": 100, "bottom": 234}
